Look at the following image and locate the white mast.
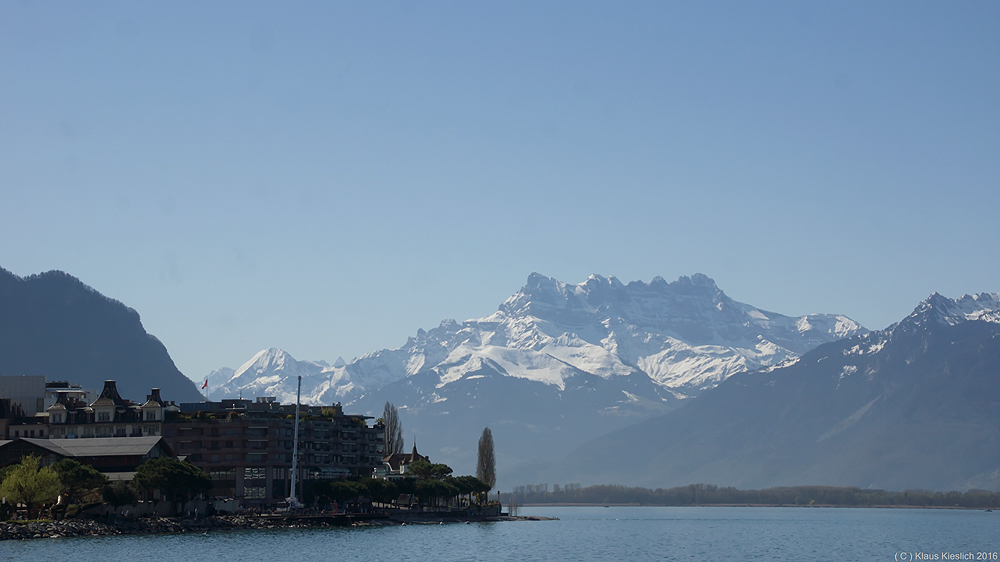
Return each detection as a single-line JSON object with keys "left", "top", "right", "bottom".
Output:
{"left": 288, "top": 375, "right": 302, "bottom": 507}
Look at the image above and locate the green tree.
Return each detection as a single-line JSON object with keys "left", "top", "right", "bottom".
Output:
{"left": 0, "top": 455, "right": 61, "bottom": 519}
{"left": 414, "top": 478, "right": 454, "bottom": 508}
{"left": 103, "top": 480, "right": 141, "bottom": 508}
{"left": 457, "top": 475, "right": 491, "bottom": 503}
{"left": 133, "top": 458, "right": 211, "bottom": 515}
{"left": 51, "top": 458, "right": 108, "bottom": 504}
{"left": 407, "top": 459, "right": 434, "bottom": 479}
{"left": 477, "top": 427, "right": 496, "bottom": 489}
{"left": 395, "top": 477, "right": 417, "bottom": 497}
{"left": 326, "top": 480, "right": 365, "bottom": 506}
{"left": 366, "top": 478, "right": 399, "bottom": 507}
{"left": 407, "top": 460, "right": 453, "bottom": 480}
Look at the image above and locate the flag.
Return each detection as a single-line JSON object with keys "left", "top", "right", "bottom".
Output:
{"left": 202, "top": 378, "right": 208, "bottom": 390}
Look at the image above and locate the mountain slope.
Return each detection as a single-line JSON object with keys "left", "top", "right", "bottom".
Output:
{"left": 208, "top": 273, "right": 866, "bottom": 484}
{"left": 557, "top": 291, "right": 1000, "bottom": 491}
{"left": 0, "top": 267, "right": 203, "bottom": 403}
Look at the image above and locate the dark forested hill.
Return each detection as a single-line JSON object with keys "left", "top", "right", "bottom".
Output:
{"left": 0, "top": 267, "right": 202, "bottom": 403}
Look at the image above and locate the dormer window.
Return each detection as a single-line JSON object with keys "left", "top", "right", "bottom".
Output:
{"left": 98, "top": 411, "right": 111, "bottom": 422}
{"left": 145, "top": 410, "right": 157, "bottom": 421}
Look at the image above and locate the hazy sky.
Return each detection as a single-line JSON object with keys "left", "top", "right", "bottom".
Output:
{"left": 2, "top": 2, "right": 998, "bottom": 383}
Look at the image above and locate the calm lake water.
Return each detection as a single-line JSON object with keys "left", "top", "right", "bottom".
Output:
{"left": 3, "top": 506, "right": 998, "bottom": 561}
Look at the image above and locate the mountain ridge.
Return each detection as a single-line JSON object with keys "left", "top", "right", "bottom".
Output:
{"left": 548, "top": 290, "right": 1000, "bottom": 491}
{"left": 206, "top": 272, "right": 867, "bottom": 484}
{"left": 0, "top": 267, "right": 204, "bottom": 403}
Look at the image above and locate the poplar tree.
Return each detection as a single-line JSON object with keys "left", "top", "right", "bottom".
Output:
{"left": 383, "top": 402, "right": 404, "bottom": 456}
{"left": 477, "top": 427, "right": 496, "bottom": 490}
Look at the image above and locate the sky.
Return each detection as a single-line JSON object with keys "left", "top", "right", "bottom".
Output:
{"left": 2, "top": 2, "right": 998, "bottom": 383}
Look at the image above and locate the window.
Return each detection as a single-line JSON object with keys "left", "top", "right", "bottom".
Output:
{"left": 98, "top": 411, "right": 111, "bottom": 422}
{"left": 210, "top": 469, "right": 236, "bottom": 481}
{"left": 244, "top": 467, "right": 266, "bottom": 480}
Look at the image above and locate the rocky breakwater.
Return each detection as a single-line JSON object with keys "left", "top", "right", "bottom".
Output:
{"left": 0, "top": 516, "right": 285, "bottom": 540}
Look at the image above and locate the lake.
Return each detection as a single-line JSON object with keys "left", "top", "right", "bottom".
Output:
{"left": 3, "top": 506, "right": 998, "bottom": 561}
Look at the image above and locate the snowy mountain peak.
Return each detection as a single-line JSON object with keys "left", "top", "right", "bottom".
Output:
{"left": 674, "top": 272, "right": 720, "bottom": 290}
{"left": 909, "top": 292, "right": 1000, "bottom": 327}
{"left": 207, "top": 347, "right": 343, "bottom": 403}
{"left": 239, "top": 347, "right": 292, "bottom": 373}
{"left": 209, "top": 272, "right": 867, "bottom": 413}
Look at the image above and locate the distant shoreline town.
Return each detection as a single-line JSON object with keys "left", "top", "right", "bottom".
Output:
{"left": 1, "top": 377, "right": 501, "bottom": 528}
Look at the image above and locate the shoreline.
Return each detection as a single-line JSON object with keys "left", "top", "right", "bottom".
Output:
{"left": 0, "top": 513, "right": 555, "bottom": 541}
{"left": 520, "top": 503, "right": 997, "bottom": 510}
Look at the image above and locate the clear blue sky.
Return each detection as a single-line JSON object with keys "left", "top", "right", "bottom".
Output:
{"left": 2, "top": 2, "right": 998, "bottom": 382}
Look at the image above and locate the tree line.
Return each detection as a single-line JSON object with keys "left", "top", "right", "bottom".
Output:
{"left": 502, "top": 483, "right": 1000, "bottom": 508}
{"left": 305, "top": 461, "right": 493, "bottom": 511}
{"left": 1, "top": 455, "right": 211, "bottom": 520}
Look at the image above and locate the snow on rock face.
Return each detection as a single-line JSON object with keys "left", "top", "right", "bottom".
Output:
{"left": 207, "top": 273, "right": 868, "bottom": 408}
{"left": 207, "top": 347, "right": 359, "bottom": 404}
{"left": 890, "top": 292, "right": 1000, "bottom": 335}
{"left": 925, "top": 292, "right": 1000, "bottom": 325}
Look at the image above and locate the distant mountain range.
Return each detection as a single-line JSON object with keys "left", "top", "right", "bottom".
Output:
{"left": 7, "top": 265, "right": 997, "bottom": 492}
{"left": 207, "top": 272, "right": 867, "bottom": 486}
{"left": 0, "top": 268, "right": 203, "bottom": 403}
{"left": 549, "top": 292, "right": 1000, "bottom": 491}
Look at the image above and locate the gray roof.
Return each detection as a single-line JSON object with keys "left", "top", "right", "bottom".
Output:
{"left": 18, "top": 436, "right": 166, "bottom": 457}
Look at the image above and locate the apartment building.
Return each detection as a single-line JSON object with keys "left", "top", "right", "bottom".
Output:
{"left": 162, "top": 398, "right": 384, "bottom": 507}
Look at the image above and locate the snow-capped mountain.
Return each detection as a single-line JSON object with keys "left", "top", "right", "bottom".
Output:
{"left": 557, "top": 291, "right": 1000, "bottom": 491}
{"left": 208, "top": 348, "right": 336, "bottom": 403}
{"left": 205, "top": 273, "right": 867, "bottom": 485}
{"left": 209, "top": 273, "right": 865, "bottom": 405}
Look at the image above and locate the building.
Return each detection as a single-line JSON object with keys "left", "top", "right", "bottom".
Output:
{"left": 376, "top": 443, "right": 430, "bottom": 479}
{"left": 0, "top": 436, "right": 175, "bottom": 479}
{"left": 0, "top": 377, "right": 95, "bottom": 439}
{"left": 0, "top": 375, "right": 46, "bottom": 415}
{"left": 41, "top": 380, "right": 173, "bottom": 439}
{"left": 43, "top": 381, "right": 96, "bottom": 411}
{"left": 162, "top": 398, "right": 384, "bottom": 507}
